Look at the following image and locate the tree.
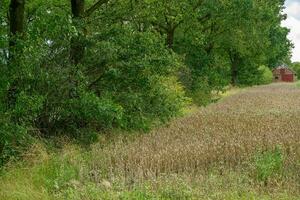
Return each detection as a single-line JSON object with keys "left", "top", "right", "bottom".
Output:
{"left": 8, "top": 0, "right": 25, "bottom": 63}
{"left": 70, "top": 0, "right": 85, "bottom": 65}
{"left": 126, "top": 0, "right": 211, "bottom": 49}
{"left": 70, "top": 0, "right": 109, "bottom": 65}
{"left": 218, "top": 0, "right": 291, "bottom": 85}
{"left": 291, "top": 62, "right": 300, "bottom": 76}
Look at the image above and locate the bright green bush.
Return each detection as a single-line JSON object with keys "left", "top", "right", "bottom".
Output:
{"left": 255, "top": 147, "right": 284, "bottom": 183}
{"left": 258, "top": 65, "right": 273, "bottom": 85}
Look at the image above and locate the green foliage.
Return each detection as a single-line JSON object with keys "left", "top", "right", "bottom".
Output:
{"left": 65, "top": 92, "right": 124, "bottom": 130}
{"left": 0, "top": 120, "right": 29, "bottom": 166}
{"left": 0, "top": 0, "right": 292, "bottom": 163}
{"left": 291, "top": 62, "right": 300, "bottom": 77}
{"left": 34, "top": 156, "right": 80, "bottom": 192}
{"left": 255, "top": 147, "right": 284, "bottom": 183}
{"left": 13, "top": 93, "right": 45, "bottom": 125}
{"left": 188, "top": 77, "right": 213, "bottom": 106}
{"left": 235, "top": 64, "right": 273, "bottom": 86}
{"left": 258, "top": 65, "right": 273, "bottom": 85}
{"left": 84, "top": 26, "right": 189, "bottom": 130}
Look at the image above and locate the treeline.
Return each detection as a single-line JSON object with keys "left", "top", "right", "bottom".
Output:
{"left": 0, "top": 0, "right": 292, "bottom": 164}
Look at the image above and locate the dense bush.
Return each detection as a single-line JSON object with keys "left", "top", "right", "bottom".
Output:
{"left": 236, "top": 63, "right": 273, "bottom": 86}
{"left": 255, "top": 147, "right": 284, "bottom": 183}
{"left": 0, "top": 18, "right": 188, "bottom": 164}
{"left": 187, "top": 77, "right": 213, "bottom": 106}
{"left": 258, "top": 65, "right": 273, "bottom": 85}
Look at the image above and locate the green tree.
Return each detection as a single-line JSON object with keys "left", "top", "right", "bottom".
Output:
{"left": 291, "top": 62, "right": 300, "bottom": 77}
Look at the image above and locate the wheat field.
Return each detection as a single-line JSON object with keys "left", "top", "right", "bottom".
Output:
{"left": 88, "top": 83, "right": 300, "bottom": 180}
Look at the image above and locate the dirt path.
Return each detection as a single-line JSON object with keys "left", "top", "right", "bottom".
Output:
{"left": 94, "top": 83, "right": 300, "bottom": 176}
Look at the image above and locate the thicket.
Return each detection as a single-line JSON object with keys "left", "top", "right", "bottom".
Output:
{"left": 0, "top": 0, "right": 292, "bottom": 164}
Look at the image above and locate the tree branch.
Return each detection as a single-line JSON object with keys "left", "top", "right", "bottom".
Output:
{"left": 84, "top": 0, "right": 109, "bottom": 17}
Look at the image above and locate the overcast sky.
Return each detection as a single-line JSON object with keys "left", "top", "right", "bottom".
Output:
{"left": 282, "top": 0, "right": 300, "bottom": 62}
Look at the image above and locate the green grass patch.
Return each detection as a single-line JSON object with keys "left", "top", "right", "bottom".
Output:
{"left": 0, "top": 144, "right": 299, "bottom": 200}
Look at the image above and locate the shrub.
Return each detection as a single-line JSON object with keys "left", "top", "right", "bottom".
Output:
{"left": 255, "top": 147, "right": 284, "bottom": 183}
{"left": 64, "top": 92, "right": 124, "bottom": 130}
{"left": 0, "top": 120, "right": 29, "bottom": 166}
{"left": 237, "top": 64, "right": 273, "bottom": 86}
{"left": 258, "top": 65, "right": 273, "bottom": 85}
{"left": 188, "top": 77, "right": 212, "bottom": 106}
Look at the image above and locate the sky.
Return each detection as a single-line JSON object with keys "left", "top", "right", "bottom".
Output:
{"left": 282, "top": 0, "right": 300, "bottom": 62}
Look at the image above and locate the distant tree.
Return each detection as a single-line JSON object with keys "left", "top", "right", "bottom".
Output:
{"left": 291, "top": 62, "right": 300, "bottom": 76}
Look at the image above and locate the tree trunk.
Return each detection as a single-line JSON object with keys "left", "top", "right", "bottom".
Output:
{"left": 231, "top": 61, "right": 238, "bottom": 86}
{"left": 7, "top": 0, "right": 25, "bottom": 108}
{"left": 166, "top": 28, "right": 175, "bottom": 49}
{"left": 71, "top": 0, "right": 84, "bottom": 17}
{"left": 230, "top": 54, "right": 239, "bottom": 86}
{"left": 70, "top": 0, "right": 85, "bottom": 65}
{"left": 9, "top": 0, "right": 25, "bottom": 62}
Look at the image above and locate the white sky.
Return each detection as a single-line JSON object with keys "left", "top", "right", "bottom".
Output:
{"left": 282, "top": 0, "right": 300, "bottom": 62}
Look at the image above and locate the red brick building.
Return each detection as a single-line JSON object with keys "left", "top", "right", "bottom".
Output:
{"left": 272, "top": 66, "right": 297, "bottom": 82}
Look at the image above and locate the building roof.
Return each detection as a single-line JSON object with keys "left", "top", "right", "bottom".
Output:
{"left": 272, "top": 65, "right": 296, "bottom": 74}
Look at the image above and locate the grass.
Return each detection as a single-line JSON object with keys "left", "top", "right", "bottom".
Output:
{"left": 0, "top": 83, "right": 300, "bottom": 199}
{"left": 1, "top": 153, "right": 298, "bottom": 200}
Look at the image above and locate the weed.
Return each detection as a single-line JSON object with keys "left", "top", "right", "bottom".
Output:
{"left": 255, "top": 147, "right": 284, "bottom": 183}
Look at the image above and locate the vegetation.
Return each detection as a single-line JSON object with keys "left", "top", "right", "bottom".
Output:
{"left": 0, "top": 84, "right": 299, "bottom": 199}
{"left": 0, "top": 0, "right": 292, "bottom": 162}
{"left": 0, "top": 0, "right": 297, "bottom": 199}
{"left": 291, "top": 62, "right": 300, "bottom": 77}
{"left": 257, "top": 65, "right": 274, "bottom": 85}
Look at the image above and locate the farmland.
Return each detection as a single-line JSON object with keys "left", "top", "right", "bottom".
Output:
{"left": 1, "top": 83, "right": 299, "bottom": 200}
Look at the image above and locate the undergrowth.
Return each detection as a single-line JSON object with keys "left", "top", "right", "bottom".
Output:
{"left": 0, "top": 143, "right": 299, "bottom": 200}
